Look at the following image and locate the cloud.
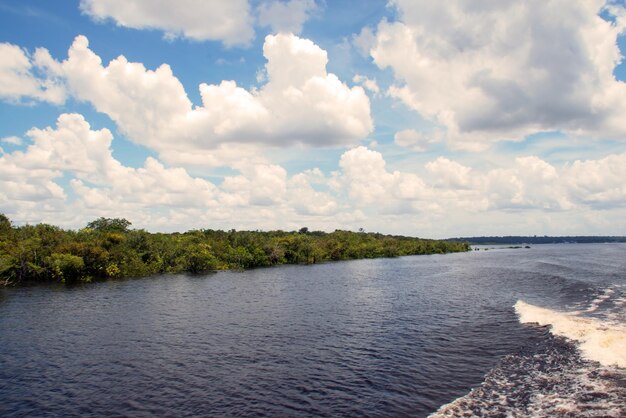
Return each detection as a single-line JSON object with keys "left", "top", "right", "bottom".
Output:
{"left": 0, "top": 42, "right": 65, "bottom": 104}
{"left": 425, "top": 157, "right": 472, "bottom": 189}
{"left": 0, "top": 114, "right": 221, "bottom": 225}
{"left": 339, "top": 146, "right": 432, "bottom": 212}
{"left": 288, "top": 170, "right": 338, "bottom": 216}
{"left": 48, "top": 34, "right": 372, "bottom": 166}
{"left": 79, "top": 0, "right": 254, "bottom": 46}
{"left": 352, "top": 26, "right": 376, "bottom": 57}
{"left": 394, "top": 128, "right": 442, "bottom": 152}
{"left": 565, "top": 152, "right": 626, "bottom": 206}
{"left": 257, "top": 0, "right": 318, "bottom": 34}
{"left": 353, "top": 74, "right": 380, "bottom": 96}
{"left": 2, "top": 114, "right": 626, "bottom": 234}
{"left": 0, "top": 113, "right": 350, "bottom": 231}
{"left": 336, "top": 145, "right": 626, "bottom": 218}
{"left": 370, "top": 0, "right": 626, "bottom": 149}
{"left": 483, "top": 156, "right": 572, "bottom": 211}
{"left": 1, "top": 136, "right": 22, "bottom": 145}
{"left": 220, "top": 164, "right": 339, "bottom": 215}
{"left": 222, "top": 164, "right": 287, "bottom": 206}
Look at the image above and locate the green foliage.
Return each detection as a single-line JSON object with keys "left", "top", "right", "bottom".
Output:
{"left": 105, "top": 263, "right": 121, "bottom": 278}
{"left": 46, "top": 253, "right": 85, "bottom": 283}
{"left": 0, "top": 214, "right": 470, "bottom": 286}
{"left": 86, "top": 217, "right": 132, "bottom": 233}
{"left": 185, "top": 243, "right": 217, "bottom": 273}
{"left": 0, "top": 214, "right": 12, "bottom": 237}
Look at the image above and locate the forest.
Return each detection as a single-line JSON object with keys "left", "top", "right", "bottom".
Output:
{"left": 0, "top": 215, "right": 470, "bottom": 286}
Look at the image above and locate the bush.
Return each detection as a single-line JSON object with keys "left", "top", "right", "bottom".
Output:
{"left": 46, "top": 253, "right": 85, "bottom": 283}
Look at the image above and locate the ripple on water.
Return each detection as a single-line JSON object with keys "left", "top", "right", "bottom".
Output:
{"left": 0, "top": 244, "right": 625, "bottom": 417}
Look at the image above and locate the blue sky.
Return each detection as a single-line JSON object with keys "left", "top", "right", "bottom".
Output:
{"left": 1, "top": 0, "right": 626, "bottom": 237}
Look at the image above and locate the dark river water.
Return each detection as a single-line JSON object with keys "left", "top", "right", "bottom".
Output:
{"left": 1, "top": 244, "right": 624, "bottom": 417}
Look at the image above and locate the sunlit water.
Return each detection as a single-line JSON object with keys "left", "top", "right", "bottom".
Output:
{"left": 1, "top": 244, "right": 624, "bottom": 417}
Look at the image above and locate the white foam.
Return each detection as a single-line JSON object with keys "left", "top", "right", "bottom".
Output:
{"left": 526, "top": 367, "right": 625, "bottom": 417}
{"left": 514, "top": 300, "right": 626, "bottom": 367}
{"left": 429, "top": 346, "right": 626, "bottom": 418}
{"left": 585, "top": 288, "right": 614, "bottom": 313}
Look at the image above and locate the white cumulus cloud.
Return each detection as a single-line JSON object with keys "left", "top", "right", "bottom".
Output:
{"left": 353, "top": 74, "right": 380, "bottom": 96}
{"left": 483, "top": 156, "right": 572, "bottom": 211}
{"left": 257, "top": 0, "right": 318, "bottom": 34}
{"left": 45, "top": 34, "right": 372, "bottom": 167}
{"left": 0, "top": 114, "right": 355, "bottom": 231}
{"left": 3, "top": 115, "right": 626, "bottom": 234}
{"left": 79, "top": 0, "right": 254, "bottom": 46}
{"left": 371, "top": 0, "right": 626, "bottom": 150}
{"left": 425, "top": 157, "right": 473, "bottom": 189}
{"left": 0, "top": 113, "right": 220, "bottom": 226}
{"left": 565, "top": 152, "right": 626, "bottom": 206}
{"left": 336, "top": 145, "right": 626, "bottom": 220}
{"left": 339, "top": 146, "right": 432, "bottom": 213}
{"left": 1, "top": 136, "right": 22, "bottom": 145}
{"left": 394, "top": 128, "right": 442, "bottom": 152}
{"left": 222, "top": 164, "right": 287, "bottom": 206}
{"left": 0, "top": 43, "right": 66, "bottom": 104}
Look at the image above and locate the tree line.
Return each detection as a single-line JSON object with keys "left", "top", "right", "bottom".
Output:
{"left": 0, "top": 215, "right": 470, "bottom": 286}
{"left": 446, "top": 236, "right": 626, "bottom": 245}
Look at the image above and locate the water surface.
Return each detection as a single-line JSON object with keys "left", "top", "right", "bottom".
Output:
{"left": 1, "top": 244, "right": 624, "bottom": 416}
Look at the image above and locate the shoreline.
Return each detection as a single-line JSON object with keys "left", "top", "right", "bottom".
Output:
{"left": 0, "top": 216, "right": 470, "bottom": 287}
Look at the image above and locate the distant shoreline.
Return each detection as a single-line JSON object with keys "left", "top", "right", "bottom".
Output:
{"left": 446, "top": 236, "right": 626, "bottom": 245}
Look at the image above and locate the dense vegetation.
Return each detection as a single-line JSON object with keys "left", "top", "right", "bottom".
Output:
{"left": 446, "top": 236, "right": 626, "bottom": 245}
{"left": 0, "top": 215, "right": 470, "bottom": 286}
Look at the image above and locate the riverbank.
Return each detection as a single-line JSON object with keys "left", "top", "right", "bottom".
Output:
{"left": 0, "top": 215, "right": 469, "bottom": 286}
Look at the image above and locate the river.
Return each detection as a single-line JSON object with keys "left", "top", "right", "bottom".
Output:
{"left": 1, "top": 244, "right": 624, "bottom": 416}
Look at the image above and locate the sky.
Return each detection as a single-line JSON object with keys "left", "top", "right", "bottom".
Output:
{"left": 1, "top": 0, "right": 626, "bottom": 238}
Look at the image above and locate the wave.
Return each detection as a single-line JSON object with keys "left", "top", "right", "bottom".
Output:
{"left": 583, "top": 288, "right": 614, "bottom": 313}
{"left": 514, "top": 300, "right": 625, "bottom": 367}
{"left": 428, "top": 342, "right": 626, "bottom": 417}
{"left": 429, "top": 295, "right": 626, "bottom": 417}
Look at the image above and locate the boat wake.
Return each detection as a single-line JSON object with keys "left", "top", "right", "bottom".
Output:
{"left": 514, "top": 300, "right": 625, "bottom": 367}
{"left": 430, "top": 290, "right": 626, "bottom": 417}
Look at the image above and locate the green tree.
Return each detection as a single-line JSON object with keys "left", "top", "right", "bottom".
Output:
{"left": 0, "top": 213, "right": 12, "bottom": 237}
{"left": 2, "top": 236, "right": 45, "bottom": 284}
{"left": 228, "top": 246, "right": 254, "bottom": 269}
{"left": 0, "top": 214, "right": 471, "bottom": 286}
{"left": 185, "top": 243, "right": 217, "bottom": 273}
{"left": 46, "top": 253, "right": 85, "bottom": 283}
{"left": 86, "top": 217, "right": 132, "bottom": 233}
